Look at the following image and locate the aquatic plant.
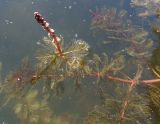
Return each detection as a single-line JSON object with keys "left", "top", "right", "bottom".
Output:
{"left": 33, "top": 12, "right": 160, "bottom": 124}
{"left": 0, "top": 57, "right": 34, "bottom": 108}
{"left": 14, "top": 89, "right": 53, "bottom": 124}
{"left": 125, "top": 29, "right": 153, "bottom": 65}
{"left": 35, "top": 36, "right": 90, "bottom": 95}
{"left": 130, "top": 0, "right": 160, "bottom": 16}
{"left": 85, "top": 64, "right": 153, "bottom": 124}
{"left": 90, "top": 7, "right": 133, "bottom": 42}
{"left": 90, "top": 7, "right": 128, "bottom": 30}
{"left": 90, "top": 7, "right": 154, "bottom": 65}
{"left": 14, "top": 89, "right": 75, "bottom": 124}
{"left": 0, "top": 8, "right": 160, "bottom": 124}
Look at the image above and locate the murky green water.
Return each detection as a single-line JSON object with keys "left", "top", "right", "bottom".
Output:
{"left": 0, "top": 0, "right": 160, "bottom": 124}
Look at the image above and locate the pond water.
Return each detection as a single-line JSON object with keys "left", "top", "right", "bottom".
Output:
{"left": 0, "top": 0, "right": 160, "bottom": 124}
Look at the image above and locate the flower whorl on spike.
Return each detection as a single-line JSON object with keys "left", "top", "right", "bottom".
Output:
{"left": 34, "top": 12, "right": 54, "bottom": 35}
{"left": 34, "top": 12, "right": 63, "bottom": 56}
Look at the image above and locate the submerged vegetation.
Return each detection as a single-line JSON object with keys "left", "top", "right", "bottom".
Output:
{"left": 130, "top": 0, "right": 160, "bottom": 16}
{"left": 1, "top": 0, "right": 160, "bottom": 124}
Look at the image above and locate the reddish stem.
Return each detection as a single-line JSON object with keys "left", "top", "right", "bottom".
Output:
{"left": 34, "top": 12, "right": 160, "bottom": 85}
{"left": 119, "top": 100, "right": 129, "bottom": 124}
{"left": 108, "top": 75, "right": 160, "bottom": 85}
{"left": 107, "top": 75, "right": 133, "bottom": 85}
{"left": 34, "top": 12, "right": 63, "bottom": 56}
{"left": 91, "top": 71, "right": 160, "bottom": 85}
{"left": 50, "top": 31, "right": 63, "bottom": 56}
{"left": 141, "top": 79, "right": 160, "bottom": 84}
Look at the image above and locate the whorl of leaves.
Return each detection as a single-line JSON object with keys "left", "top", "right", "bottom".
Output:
{"left": 85, "top": 84, "right": 152, "bottom": 124}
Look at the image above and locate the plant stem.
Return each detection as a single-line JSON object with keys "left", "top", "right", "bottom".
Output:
{"left": 107, "top": 75, "right": 133, "bottom": 85}
{"left": 50, "top": 31, "right": 63, "bottom": 56}
{"left": 107, "top": 75, "right": 160, "bottom": 85}
{"left": 118, "top": 80, "right": 135, "bottom": 124}
{"left": 34, "top": 12, "right": 63, "bottom": 56}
